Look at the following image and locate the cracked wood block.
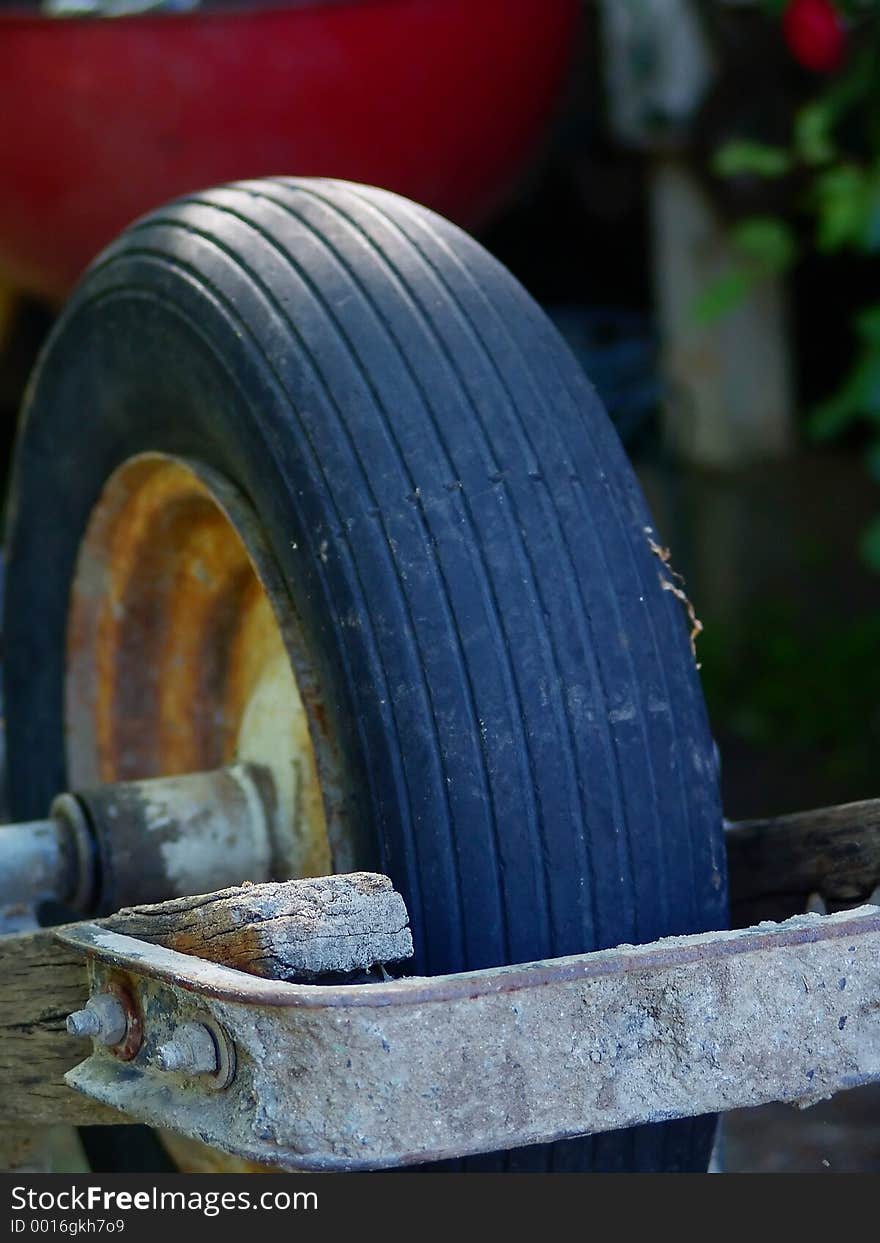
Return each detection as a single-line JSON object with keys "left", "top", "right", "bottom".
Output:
{"left": 103, "top": 872, "right": 414, "bottom": 980}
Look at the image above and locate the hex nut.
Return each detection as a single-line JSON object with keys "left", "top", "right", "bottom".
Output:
{"left": 66, "top": 993, "right": 128, "bottom": 1046}
{"left": 155, "top": 1022, "right": 219, "bottom": 1076}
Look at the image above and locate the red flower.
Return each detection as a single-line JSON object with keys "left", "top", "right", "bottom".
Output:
{"left": 783, "top": 0, "right": 847, "bottom": 73}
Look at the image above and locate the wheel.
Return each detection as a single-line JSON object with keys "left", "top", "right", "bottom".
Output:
{"left": 4, "top": 177, "right": 727, "bottom": 1171}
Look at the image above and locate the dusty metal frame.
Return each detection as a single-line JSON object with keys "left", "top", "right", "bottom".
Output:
{"left": 2, "top": 791, "right": 879, "bottom": 1169}
{"left": 55, "top": 905, "right": 880, "bottom": 1170}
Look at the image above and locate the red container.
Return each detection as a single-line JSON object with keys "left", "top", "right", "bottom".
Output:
{"left": 0, "top": 0, "right": 578, "bottom": 301}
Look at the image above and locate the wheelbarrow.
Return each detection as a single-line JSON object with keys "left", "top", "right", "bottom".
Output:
{"left": 0, "top": 0, "right": 578, "bottom": 302}
{"left": 0, "top": 177, "right": 877, "bottom": 1173}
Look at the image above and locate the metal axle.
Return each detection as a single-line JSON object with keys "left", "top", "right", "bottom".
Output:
{"left": 0, "top": 763, "right": 277, "bottom": 930}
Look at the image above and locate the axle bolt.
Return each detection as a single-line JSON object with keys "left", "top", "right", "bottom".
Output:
{"left": 155, "top": 1023, "right": 219, "bottom": 1076}
{"left": 66, "top": 993, "right": 128, "bottom": 1046}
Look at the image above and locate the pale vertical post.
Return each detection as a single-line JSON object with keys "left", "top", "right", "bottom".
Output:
{"left": 651, "top": 156, "right": 795, "bottom": 466}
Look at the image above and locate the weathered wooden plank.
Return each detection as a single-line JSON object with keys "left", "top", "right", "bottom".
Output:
{"left": 727, "top": 799, "right": 880, "bottom": 924}
{"left": 0, "top": 927, "right": 120, "bottom": 1124}
{"left": 103, "top": 872, "right": 413, "bottom": 980}
{"left": 0, "top": 1126, "right": 90, "bottom": 1173}
{"left": 0, "top": 1128, "right": 57, "bottom": 1173}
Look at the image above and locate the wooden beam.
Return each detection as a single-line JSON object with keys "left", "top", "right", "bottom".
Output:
{"left": 103, "top": 873, "right": 412, "bottom": 981}
{"left": 727, "top": 799, "right": 880, "bottom": 925}
{"left": 0, "top": 928, "right": 117, "bottom": 1124}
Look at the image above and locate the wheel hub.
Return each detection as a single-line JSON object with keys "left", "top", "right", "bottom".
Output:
{"left": 65, "top": 452, "right": 334, "bottom": 883}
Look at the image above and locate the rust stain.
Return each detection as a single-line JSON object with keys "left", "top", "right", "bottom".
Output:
{"left": 66, "top": 453, "right": 337, "bottom": 881}
{"left": 104, "top": 974, "right": 143, "bottom": 1062}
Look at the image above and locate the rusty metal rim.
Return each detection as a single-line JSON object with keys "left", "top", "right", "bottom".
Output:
{"left": 63, "top": 451, "right": 354, "bottom": 1174}
{"left": 56, "top": 905, "right": 880, "bottom": 1011}
{"left": 65, "top": 451, "right": 347, "bottom": 884}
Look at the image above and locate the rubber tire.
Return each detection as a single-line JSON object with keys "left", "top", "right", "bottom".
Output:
{"left": 4, "top": 178, "right": 727, "bottom": 1172}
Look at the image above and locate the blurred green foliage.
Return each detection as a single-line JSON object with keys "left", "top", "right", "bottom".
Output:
{"left": 702, "top": 2, "right": 880, "bottom": 567}
{"left": 699, "top": 599, "right": 880, "bottom": 784}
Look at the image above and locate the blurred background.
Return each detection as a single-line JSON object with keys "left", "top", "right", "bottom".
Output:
{"left": 1, "top": 0, "right": 879, "bottom": 1171}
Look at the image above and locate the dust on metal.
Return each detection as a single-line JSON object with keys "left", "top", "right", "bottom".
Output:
{"left": 155, "top": 1022, "right": 219, "bottom": 1076}
{"left": 58, "top": 905, "right": 880, "bottom": 1170}
{"left": 71, "top": 763, "right": 276, "bottom": 912}
{"left": 66, "top": 994, "right": 126, "bottom": 1045}
{"left": 0, "top": 764, "right": 279, "bottom": 919}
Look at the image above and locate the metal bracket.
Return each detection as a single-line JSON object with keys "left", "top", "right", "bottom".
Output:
{"left": 57, "top": 905, "right": 880, "bottom": 1170}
